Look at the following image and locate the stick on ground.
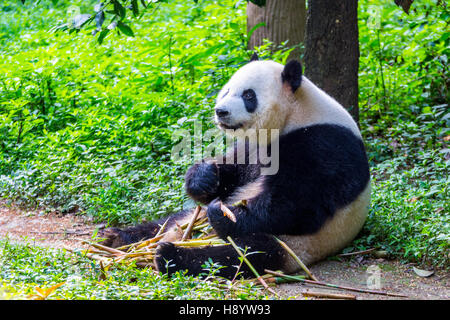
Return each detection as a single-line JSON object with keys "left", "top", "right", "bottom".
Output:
{"left": 264, "top": 269, "right": 408, "bottom": 298}
{"left": 301, "top": 290, "right": 356, "bottom": 300}
{"left": 337, "top": 248, "right": 376, "bottom": 257}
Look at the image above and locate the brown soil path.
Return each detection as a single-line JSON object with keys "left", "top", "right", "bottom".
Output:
{"left": 0, "top": 200, "right": 98, "bottom": 249}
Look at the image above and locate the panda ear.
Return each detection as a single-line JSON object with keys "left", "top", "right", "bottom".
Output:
{"left": 281, "top": 60, "right": 303, "bottom": 93}
{"left": 249, "top": 52, "right": 259, "bottom": 62}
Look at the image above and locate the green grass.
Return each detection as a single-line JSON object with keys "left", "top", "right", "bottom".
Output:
{"left": 356, "top": 1, "right": 449, "bottom": 268}
{"left": 0, "top": 0, "right": 250, "bottom": 224}
{"left": 0, "top": 0, "right": 448, "bottom": 299}
{"left": 0, "top": 239, "right": 269, "bottom": 300}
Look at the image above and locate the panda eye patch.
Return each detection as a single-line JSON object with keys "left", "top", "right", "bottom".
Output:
{"left": 242, "top": 89, "right": 258, "bottom": 113}
{"left": 242, "top": 89, "right": 256, "bottom": 100}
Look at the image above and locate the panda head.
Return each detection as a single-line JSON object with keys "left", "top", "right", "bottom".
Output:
{"left": 214, "top": 54, "right": 302, "bottom": 135}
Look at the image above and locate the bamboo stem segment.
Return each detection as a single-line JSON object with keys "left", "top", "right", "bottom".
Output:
{"left": 301, "top": 290, "right": 356, "bottom": 300}
{"left": 220, "top": 202, "right": 237, "bottom": 223}
{"left": 274, "top": 236, "right": 318, "bottom": 281}
{"left": 181, "top": 205, "right": 202, "bottom": 241}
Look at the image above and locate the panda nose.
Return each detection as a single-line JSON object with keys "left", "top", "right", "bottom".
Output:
{"left": 215, "top": 108, "right": 230, "bottom": 118}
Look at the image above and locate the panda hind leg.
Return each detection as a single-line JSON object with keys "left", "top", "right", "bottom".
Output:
{"left": 99, "top": 209, "right": 193, "bottom": 248}
{"left": 155, "top": 233, "right": 287, "bottom": 279}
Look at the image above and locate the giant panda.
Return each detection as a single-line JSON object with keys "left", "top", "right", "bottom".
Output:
{"left": 100, "top": 54, "right": 371, "bottom": 279}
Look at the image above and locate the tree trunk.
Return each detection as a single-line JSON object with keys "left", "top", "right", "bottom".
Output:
{"left": 247, "top": 0, "right": 306, "bottom": 60}
{"left": 304, "top": 0, "right": 360, "bottom": 123}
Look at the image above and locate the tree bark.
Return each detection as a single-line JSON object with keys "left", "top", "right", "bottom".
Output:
{"left": 304, "top": 0, "right": 360, "bottom": 123}
{"left": 247, "top": 0, "right": 306, "bottom": 60}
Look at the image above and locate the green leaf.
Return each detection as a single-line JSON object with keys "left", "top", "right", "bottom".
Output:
{"left": 117, "top": 21, "right": 134, "bottom": 37}
{"left": 113, "top": 0, "right": 126, "bottom": 19}
{"left": 97, "top": 29, "right": 109, "bottom": 44}
{"left": 247, "top": 22, "right": 266, "bottom": 41}
{"left": 131, "top": 0, "right": 140, "bottom": 17}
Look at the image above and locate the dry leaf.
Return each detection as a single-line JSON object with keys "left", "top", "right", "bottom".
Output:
{"left": 29, "top": 282, "right": 65, "bottom": 300}
{"left": 413, "top": 267, "right": 434, "bottom": 277}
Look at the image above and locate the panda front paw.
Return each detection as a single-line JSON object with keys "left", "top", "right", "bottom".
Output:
{"left": 185, "top": 161, "right": 219, "bottom": 204}
{"left": 207, "top": 199, "right": 237, "bottom": 239}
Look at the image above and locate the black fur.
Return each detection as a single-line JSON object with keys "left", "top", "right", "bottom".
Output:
{"left": 185, "top": 161, "right": 219, "bottom": 204}
{"left": 185, "top": 143, "right": 260, "bottom": 205}
{"left": 206, "top": 124, "right": 370, "bottom": 238}
{"left": 242, "top": 89, "right": 258, "bottom": 113}
{"left": 102, "top": 124, "right": 370, "bottom": 279}
{"left": 155, "top": 233, "right": 286, "bottom": 278}
{"left": 250, "top": 52, "right": 259, "bottom": 62}
{"left": 281, "top": 60, "right": 303, "bottom": 93}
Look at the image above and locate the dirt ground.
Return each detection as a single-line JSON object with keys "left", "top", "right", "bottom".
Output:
{"left": 0, "top": 200, "right": 448, "bottom": 300}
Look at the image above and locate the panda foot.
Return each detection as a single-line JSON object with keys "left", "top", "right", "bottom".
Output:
{"left": 155, "top": 242, "right": 186, "bottom": 275}
{"left": 98, "top": 227, "right": 129, "bottom": 248}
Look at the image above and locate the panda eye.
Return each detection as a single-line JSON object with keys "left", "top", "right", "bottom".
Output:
{"left": 242, "top": 89, "right": 256, "bottom": 100}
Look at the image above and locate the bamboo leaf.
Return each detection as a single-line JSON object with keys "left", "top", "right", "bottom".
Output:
{"left": 117, "top": 21, "right": 135, "bottom": 37}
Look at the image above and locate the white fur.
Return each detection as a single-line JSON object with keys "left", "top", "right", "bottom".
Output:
{"left": 224, "top": 176, "right": 266, "bottom": 206}
{"left": 286, "top": 77, "right": 361, "bottom": 138}
{"left": 216, "top": 61, "right": 360, "bottom": 137}
{"left": 280, "top": 182, "right": 371, "bottom": 272}
{"left": 215, "top": 61, "right": 286, "bottom": 132}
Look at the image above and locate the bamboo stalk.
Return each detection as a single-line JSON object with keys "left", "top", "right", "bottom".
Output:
{"left": 301, "top": 290, "right": 356, "bottom": 300}
{"left": 84, "top": 252, "right": 112, "bottom": 264}
{"left": 121, "top": 251, "right": 155, "bottom": 259}
{"left": 198, "top": 233, "right": 218, "bottom": 240}
{"left": 135, "top": 233, "right": 166, "bottom": 249}
{"left": 274, "top": 237, "right": 318, "bottom": 281}
{"left": 227, "top": 236, "right": 278, "bottom": 297}
{"left": 155, "top": 218, "right": 170, "bottom": 237}
{"left": 264, "top": 273, "right": 306, "bottom": 283}
{"left": 194, "top": 217, "right": 209, "bottom": 226}
{"left": 192, "top": 223, "right": 211, "bottom": 231}
{"left": 82, "top": 241, "right": 125, "bottom": 256}
{"left": 338, "top": 248, "right": 376, "bottom": 257}
{"left": 172, "top": 239, "right": 227, "bottom": 247}
{"left": 264, "top": 269, "right": 408, "bottom": 298}
{"left": 220, "top": 202, "right": 237, "bottom": 223}
{"left": 181, "top": 205, "right": 202, "bottom": 241}
{"left": 262, "top": 275, "right": 306, "bottom": 284}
